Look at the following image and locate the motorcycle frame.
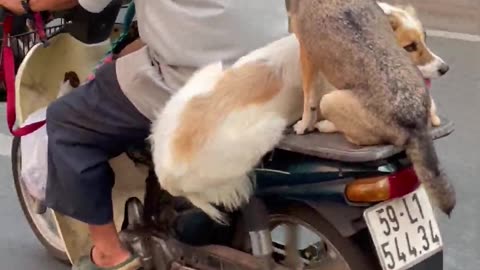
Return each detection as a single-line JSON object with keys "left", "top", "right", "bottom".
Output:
{"left": 14, "top": 55, "right": 403, "bottom": 263}
{"left": 12, "top": 9, "right": 446, "bottom": 267}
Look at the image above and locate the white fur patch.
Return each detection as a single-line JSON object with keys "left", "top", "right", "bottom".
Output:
{"left": 377, "top": 2, "right": 421, "bottom": 30}
{"left": 418, "top": 50, "right": 446, "bottom": 79}
{"left": 150, "top": 35, "right": 304, "bottom": 223}
{"left": 377, "top": 2, "right": 395, "bottom": 15}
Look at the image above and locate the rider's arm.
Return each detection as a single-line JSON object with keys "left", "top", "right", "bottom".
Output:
{"left": 0, "top": 0, "right": 78, "bottom": 14}
{"left": 0, "top": 0, "right": 112, "bottom": 15}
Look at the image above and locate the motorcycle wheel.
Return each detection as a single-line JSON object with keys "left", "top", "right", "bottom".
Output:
{"left": 11, "top": 137, "right": 70, "bottom": 263}
{"left": 267, "top": 202, "right": 380, "bottom": 270}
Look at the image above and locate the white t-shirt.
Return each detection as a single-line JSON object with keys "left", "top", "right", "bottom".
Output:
{"left": 79, "top": 0, "right": 289, "bottom": 120}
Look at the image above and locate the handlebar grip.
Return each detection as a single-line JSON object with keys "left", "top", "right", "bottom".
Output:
{"left": 0, "top": 7, "right": 6, "bottom": 21}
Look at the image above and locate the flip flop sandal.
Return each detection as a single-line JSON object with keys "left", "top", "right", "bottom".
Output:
{"left": 72, "top": 251, "right": 143, "bottom": 270}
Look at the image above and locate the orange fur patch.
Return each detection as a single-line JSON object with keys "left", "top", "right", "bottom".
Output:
{"left": 172, "top": 62, "right": 283, "bottom": 163}
{"left": 388, "top": 11, "right": 435, "bottom": 66}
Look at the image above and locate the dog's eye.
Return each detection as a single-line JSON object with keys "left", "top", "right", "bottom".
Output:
{"left": 404, "top": 42, "right": 417, "bottom": 52}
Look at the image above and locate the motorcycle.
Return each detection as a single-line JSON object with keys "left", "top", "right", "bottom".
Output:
{"left": 7, "top": 3, "right": 452, "bottom": 270}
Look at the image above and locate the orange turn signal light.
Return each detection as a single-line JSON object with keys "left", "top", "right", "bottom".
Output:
{"left": 345, "top": 176, "right": 390, "bottom": 203}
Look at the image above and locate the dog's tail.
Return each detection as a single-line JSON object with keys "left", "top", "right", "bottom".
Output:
{"left": 183, "top": 175, "right": 254, "bottom": 225}
{"left": 187, "top": 194, "right": 228, "bottom": 225}
{"left": 405, "top": 129, "right": 456, "bottom": 216}
{"left": 157, "top": 174, "right": 228, "bottom": 222}
{"left": 158, "top": 172, "right": 254, "bottom": 225}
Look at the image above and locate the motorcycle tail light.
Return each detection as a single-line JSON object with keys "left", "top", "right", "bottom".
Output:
{"left": 345, "top": 167, "right": 419, "bottom": 203}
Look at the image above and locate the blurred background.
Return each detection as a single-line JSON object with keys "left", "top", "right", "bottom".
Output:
{"left": 384, "top": 0, "right": 479, "bottom": 35}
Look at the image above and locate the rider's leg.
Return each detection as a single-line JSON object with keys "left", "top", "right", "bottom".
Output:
{"left": 45, "top": 62, "right": 151, "bottom": 268}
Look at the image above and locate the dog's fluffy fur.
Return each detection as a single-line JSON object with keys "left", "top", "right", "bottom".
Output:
{"left": 150, "top": 42, "right": 303, "bottom": 223}
{"left": 151, "top": 2, "right": 454, "bottom": 222}
{"left": 289, "top": 0, "right": 455, "bottom": 215}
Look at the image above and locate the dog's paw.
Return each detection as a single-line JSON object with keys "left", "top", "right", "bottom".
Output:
{"left": 431, "top": 114, "right": 441, "bottom": 127}
{"left": 293, "top": 119, "right": 309, "bottom": 135}
{"left": 315, "top": 120, "right": 338, "bottom": 133}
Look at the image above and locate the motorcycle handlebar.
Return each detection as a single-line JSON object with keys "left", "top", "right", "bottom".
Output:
{"left": 0, "top": 6, "right": 16, "bottom": 19}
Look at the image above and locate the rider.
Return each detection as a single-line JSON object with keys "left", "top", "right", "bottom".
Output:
{"left": 0, "top": 0, "right": 289, "bottom": 269}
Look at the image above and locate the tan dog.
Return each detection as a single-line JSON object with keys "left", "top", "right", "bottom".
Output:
{"left": 315, "top": 2, "right": 449, "bottom": 132}
{"left": 289, "top": 0, "right": 455, "bottom": 215}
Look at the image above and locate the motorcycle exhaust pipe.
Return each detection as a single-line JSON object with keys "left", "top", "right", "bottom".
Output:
{"left": 241, "top": 196, "right": 275, "bottom": 270}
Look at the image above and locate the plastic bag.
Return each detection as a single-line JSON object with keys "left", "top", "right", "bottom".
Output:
{"left": 20, "top": 79, "right": 76, "bottom": 201}
{"left": 20, "top": 106, "right": 48, "bottom": 201}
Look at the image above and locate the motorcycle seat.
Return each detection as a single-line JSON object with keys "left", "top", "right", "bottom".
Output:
{"left": 126, "top": 116, "right": 454, "bottom": 167}
{"left": 278, "top": 116, "right": 454, "bottom": 163}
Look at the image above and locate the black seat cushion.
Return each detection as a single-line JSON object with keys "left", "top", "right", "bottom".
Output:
{"left": 278, "top": 116, "right": 454, "bottom": 162}
{"left": 126, "top": 116, "right": 454, "bottom": 166}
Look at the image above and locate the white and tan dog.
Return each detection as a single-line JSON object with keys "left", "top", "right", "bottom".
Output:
{"left": 150, "top": 3, "right": 449, "bottom": 222}
{"left": 150, "top": 36, "right": 303, "bottom": 223}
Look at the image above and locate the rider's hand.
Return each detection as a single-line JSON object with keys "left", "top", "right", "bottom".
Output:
{"left": 0, "top": 0, "right": 78, "bottom": 15}
{"left": 0, "top": 0, "right": 26, "bottom": 15}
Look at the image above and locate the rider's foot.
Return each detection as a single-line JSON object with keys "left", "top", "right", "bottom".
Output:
{"left": 91, "top": 245, "right": 132, "bottom": 267}
{"left": 84, "top": 223, "right": 140, "bottom": 269}
{"left": 72, "top": 249, "right": 142, "bottom": 270}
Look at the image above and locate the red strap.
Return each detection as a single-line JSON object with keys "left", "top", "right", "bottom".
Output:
{"left": 2, "top": 14, "right": 46, "bottom": 137}
{"left": 33, "top": 12, "right": 48, "bottom": 44}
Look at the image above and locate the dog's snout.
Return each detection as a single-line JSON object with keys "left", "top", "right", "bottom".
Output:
{"left": 438, "top": 64, "right": 449, "bottom": 76}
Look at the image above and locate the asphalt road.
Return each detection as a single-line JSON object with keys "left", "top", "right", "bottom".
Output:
{"left": 0, "top": 36, "right": 479, "bottom": 270}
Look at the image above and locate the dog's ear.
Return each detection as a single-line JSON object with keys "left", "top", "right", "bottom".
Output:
{"left": 403, "top": 5, "right": 417, "bottom": 17}
{"left": 386, "top": 13, "right": 401, "bottom": 32}
{"left": 286, "top": 0, "right": 299, "bottom": 15}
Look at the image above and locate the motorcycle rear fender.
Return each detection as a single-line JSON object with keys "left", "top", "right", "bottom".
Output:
{"left": 297, "top": 199, "right": 367, "bottom": 237}
{"left": 256, "top": 160, "right": 372, "bottom": 238}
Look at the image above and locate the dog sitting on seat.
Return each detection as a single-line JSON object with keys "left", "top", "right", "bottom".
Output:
{"left": 150, "top": 1, "right": 455, "bottom": 223}
{"left": 289, "top": 0, "right": 455, "bottom": 215}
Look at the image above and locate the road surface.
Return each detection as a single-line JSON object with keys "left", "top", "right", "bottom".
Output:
{"left": 384, "top": 0, "right": 480, "bottom": 35}
{"left": 0, "top": 31, "right": 479, "bottom": 270}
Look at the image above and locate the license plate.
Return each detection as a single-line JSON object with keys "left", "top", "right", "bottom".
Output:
{"left": 364, "top": 186, "right": 443, "bottom": 270}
